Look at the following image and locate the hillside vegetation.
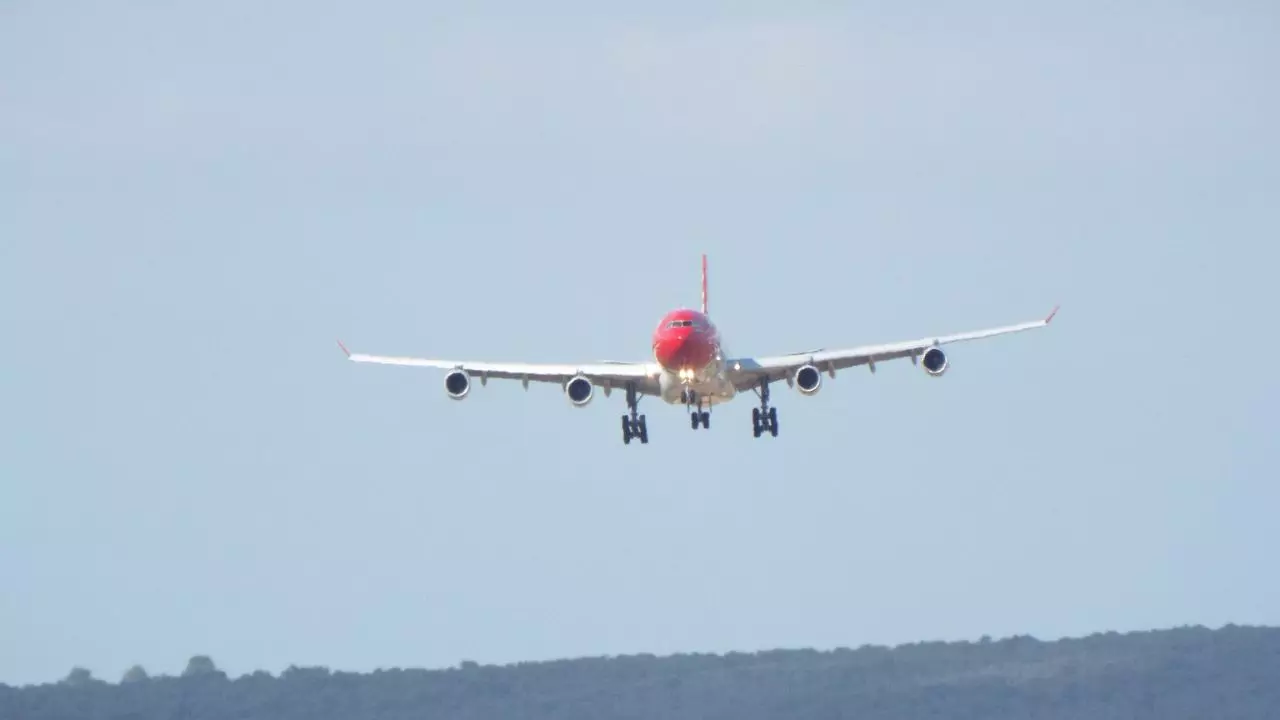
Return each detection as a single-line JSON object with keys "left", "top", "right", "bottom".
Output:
{"left": 3, "top": 625, "right": 1277, "bottom": 719}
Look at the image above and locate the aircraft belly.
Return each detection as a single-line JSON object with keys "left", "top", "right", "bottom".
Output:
{"left": 688, "top": 376, "right": 736, "bottom": 404}
{"left": 709, "top": 377, "right": 736, "bottom": 399}
{"left": 657, "top": 370, "right": 736, "bottom": 404}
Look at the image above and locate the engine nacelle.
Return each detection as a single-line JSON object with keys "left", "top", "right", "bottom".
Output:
{"left": 793, "top": 364, "right": 822, "bottom": 395}
{"left": 921, "top": 347, "right": 949, "bottom": 377}
{"left": 564, "top": 375, "right": 594, "bottom": 407}
{"left": 444, "top": 369, "right": 471, "bottom": 399}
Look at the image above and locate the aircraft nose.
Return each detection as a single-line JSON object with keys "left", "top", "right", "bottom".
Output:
{"left": 655, "top": 333, "right": 688, "bottom": 367}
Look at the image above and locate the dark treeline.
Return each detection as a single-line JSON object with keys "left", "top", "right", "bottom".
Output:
{"left": 3, "top": 625, "right": 1278, "bottom": 719}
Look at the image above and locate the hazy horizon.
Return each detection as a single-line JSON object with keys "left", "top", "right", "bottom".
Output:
{"left": 2, "top": 620, "right": 1269, "bottom": 681}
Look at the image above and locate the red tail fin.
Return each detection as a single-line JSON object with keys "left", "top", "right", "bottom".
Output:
{"left": 701, "top": 254, "right": 708, "bottom": 315}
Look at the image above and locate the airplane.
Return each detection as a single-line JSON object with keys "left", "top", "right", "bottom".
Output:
{"left": 338, "top": 254, "right": 1058, "bottom": 445}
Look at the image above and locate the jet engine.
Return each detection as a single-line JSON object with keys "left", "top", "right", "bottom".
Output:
{"left": 444, "top": 369, "right": 471, "bottom": 399}
{"left": 793, "top": 364, "right": 822, "bottom": 395}
{"left": 921, "top": 347, "right": 949, "bottom": 377}
{"left": 565, "top": 375, "right": 594, "bottom": 407}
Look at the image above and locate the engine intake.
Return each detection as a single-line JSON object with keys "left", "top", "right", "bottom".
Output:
{"left": 794, "top": 364, "right": 822, "bottom": 395}
{"left": 921, "top": 347, "right": 948, "bottom": 376}
{"left": 444, "top": 370, "right": 471, "bottom": 399}
{"left": 565, "top": 375, "right": 594, "bottom": 406}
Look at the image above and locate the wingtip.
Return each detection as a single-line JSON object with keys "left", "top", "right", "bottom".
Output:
{"left": 1045, "top": 305, "right": 1060, "bottom": 324}
{"left": 337, "top": 339, "right": 351, "bottom": 358}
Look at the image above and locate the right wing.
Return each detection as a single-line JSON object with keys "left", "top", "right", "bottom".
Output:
{"left": 725, "top": 306, "right": 1059, "bottom": 389}
{"left": 337, "top": 341, "right": 663, "bottom": 394}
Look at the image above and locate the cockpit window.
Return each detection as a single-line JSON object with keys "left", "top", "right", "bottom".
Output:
{"left": 666, "top": 320, "right": 694, "bottom": 328}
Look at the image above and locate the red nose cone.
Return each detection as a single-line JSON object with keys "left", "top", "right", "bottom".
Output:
{"left": 654, "top": 334, "right": 687, "bottom": 369}
{"left": 653, "top": 328, "right": 713, "bottom": 371}
{"left": 653, "top": 310, "right": 718, "bottom": 372}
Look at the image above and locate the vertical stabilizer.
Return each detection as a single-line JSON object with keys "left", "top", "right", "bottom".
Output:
{"left": 701, "top": 254, "right": 708, "bottom": 315}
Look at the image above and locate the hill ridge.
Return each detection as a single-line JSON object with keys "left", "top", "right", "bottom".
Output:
{"left": 5, "top": 624, "right": 1277, "bottom": 719}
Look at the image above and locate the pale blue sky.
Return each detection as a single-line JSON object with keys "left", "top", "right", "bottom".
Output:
{"left": 3, "top": 0, "right": 1278, "bottom": 687}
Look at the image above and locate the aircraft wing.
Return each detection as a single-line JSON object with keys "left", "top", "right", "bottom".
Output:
{"left": 725, "top": 306, "right": 1059, "bottom": 390}
{"left": 337, "top": 341, "right": 663, "bottom": 394}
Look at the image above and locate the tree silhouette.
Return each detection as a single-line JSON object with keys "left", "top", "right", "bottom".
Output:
{"left": 59, "top": 668, "right": 95, "bottom": 687}
{"left": 181, "top": 655, "right": 220, "bottom": 678}
{"left": 2, "top": 626, "right": 1277, "bottom": 720}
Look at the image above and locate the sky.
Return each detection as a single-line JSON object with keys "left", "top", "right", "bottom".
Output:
{"left": 2, "top": 0, "right": 1278, "bottom": 687}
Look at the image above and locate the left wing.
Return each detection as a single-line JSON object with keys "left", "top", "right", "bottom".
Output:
{"left": 337, "top": 341, "right": 663, "bottom": 394}
{"left": 725, "top": 306, "right": 1059, "bottom": 389}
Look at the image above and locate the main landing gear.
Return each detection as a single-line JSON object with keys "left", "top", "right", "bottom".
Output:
{"left": 684, "top": 390, "right": 711, "bottom": 430}
{"left": 620, "top": 382, "right": 648, "bottom": 445}
{"left": 752, "top": 378, "right": 778, "bottom": 438}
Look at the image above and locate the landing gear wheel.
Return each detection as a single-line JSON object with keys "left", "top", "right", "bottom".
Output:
{"left": 686, "top": 391, "right": 711, "bottom": 431}
{"left": 751, "top": 379, "right": 777, "bottom": 438}
{"left": 622, "top": 382, "right": 648, "bottom": 445}
{"left": 622, "top": 413, "right": 649, "bottom": 444}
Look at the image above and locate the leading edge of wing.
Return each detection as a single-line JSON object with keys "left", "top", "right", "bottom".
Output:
{"left": 921, "top": 303, "right": 1059, "bottom": 347}
{"left": 335, "top": 340, "right": 659, "bottom": 379}
{"left": 731, "top": 305, "right": 1060, "bottom": 372}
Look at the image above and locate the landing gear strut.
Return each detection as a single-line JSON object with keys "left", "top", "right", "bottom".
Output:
{"left": 751, "top": 378, "right": 778, "bottom": 438}
{"left": 621, "top": 382, "right": 648, "bottom": 445}
{"left": 686, "top": 390, "right": 711, "bottom": 430}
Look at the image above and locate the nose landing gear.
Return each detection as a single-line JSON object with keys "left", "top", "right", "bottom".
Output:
{"left": 685, "top": 390, "right": 711, "bottom": 430}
